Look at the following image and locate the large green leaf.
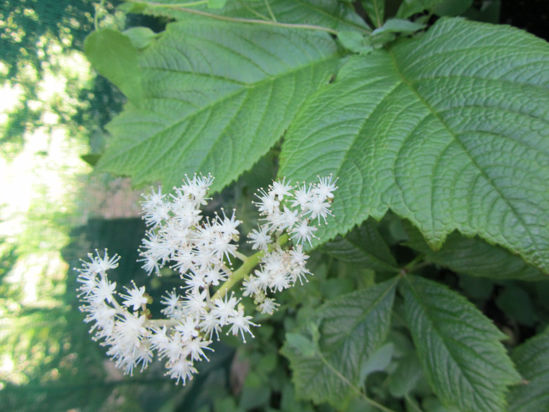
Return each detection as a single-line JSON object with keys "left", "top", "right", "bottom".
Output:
{"left": 125, "top": 0, "right": 370, "bottom": 32}
{"left": 401, "top": 275, "right": 521, "bottom": 412}
{"left": 279, "top": 17, "right": 549, "bottom": 272}
{"left": 321, "top": 218, "right": 398, "bottom": 272}
{"left": 281, "top": 278, "right": 398, "bottom": 405}
{"left": 98, "top": 19, "right": 338, "bottom": 191}
{"left": 508, "top": 328, "right": 549, "bottom": 411}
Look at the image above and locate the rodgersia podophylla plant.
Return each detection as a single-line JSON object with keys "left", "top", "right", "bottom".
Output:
{"left": 76, "top": 174, "right": 336, "bottom": 384}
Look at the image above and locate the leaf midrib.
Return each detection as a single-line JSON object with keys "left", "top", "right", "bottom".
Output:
{"left": 103, "top": 54, "right": 337, "bottom": 161}
{"left": 387, "top": 48, "right": 541, "bottom": 260}
{"left": 322, "top": 278, "right": 397, "bottom": 357}
{"left": 404, "top": 277, "right": 507, "bottom": 411}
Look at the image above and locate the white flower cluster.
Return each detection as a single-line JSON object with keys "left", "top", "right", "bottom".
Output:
{"left": 244, "top": 177, "right": 337, "bottom": 314}
{"left": 76, "top": 174, "right": 335, "bottom": 384}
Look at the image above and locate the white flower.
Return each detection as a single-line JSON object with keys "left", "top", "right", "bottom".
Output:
{"left": 179, "top": 173, "right": 213, "bottom": 205}
{"left": 217, "top": 209, "right": 241, "bottom": 239}
{"left": 185, "top": 336, "right": 212, "bottom": 361}
{"left": 247, "top": 225, "right": 271, "bottom": 251}
{"left": 228, "top": 307, "right": 256, "bottom": 342}
{"left": 121, "top": 282, "right": 148, "bottom": 311}
{"left": 271, "top": 178, "right": 293, "bottom": 198}
{"left": 258, "top": 298, "right": 279, "bottom": 315}
{"left": 254, "top": 188, "right": 279, "bottom": 216}
{"left": 304, "top": 196, "right": 331, "bottom": 223}
{"left": 212, "top": 294, "right": 239, "bottom": 326}
{"left": 291, "top": 220, "right": 317, "bottom": 245}
{"left": 141, "top": 187, "right": 170, "bottom": 227}
{"left": 160, "top": 290, "right": 181, "bottom": 318}
{"left": 92, "top": 277, "right": 117, "bottom": 303}
{"left": 167, "top": 358, "right": 197, "bottom": 385}
{"left": 314, "top": 175, "right": 337, "bottom": 201}
{"left": 291, "top": 184, "right": 314, "bottom": 210}
{"left": 175, "top": 317, "right": 199, "bottom": 340}
{"left": 77, "top": 174, "right": 335, "bottom": 385}
{"left": 242, "top": 275, "right": 262, "bottom": 297}
{"left": 80, "top": 250, "right": 120, "bottom": 275}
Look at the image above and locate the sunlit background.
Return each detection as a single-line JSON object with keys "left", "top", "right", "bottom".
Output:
{"left": 0, "top": 3, "right": 242, "bottom": 410}
{"left": 0, "top": 1, "right": 158, "bottom": 408}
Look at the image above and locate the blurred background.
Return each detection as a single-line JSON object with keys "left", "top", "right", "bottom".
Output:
{"left": 0, "top": 1, "right": 548, "bottom": 411}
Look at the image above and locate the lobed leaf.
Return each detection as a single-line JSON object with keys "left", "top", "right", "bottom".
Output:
{"left": 279, "top": 17, "right": 549, "bottom": 272}
{"left": 281, "top": 278, "right": 398, "bottom": 405}
{"left": 401, "top": 275, "right": 521, "bottom": 412}
{"left": 98, "top": 18, "right": 338, "bottom": 191}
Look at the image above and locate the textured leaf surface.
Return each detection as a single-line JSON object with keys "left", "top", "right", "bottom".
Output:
{"left": 129, "top": 0, "right": 369, "bottom": 32}
{"left": 321, "top": 218, "right": 398, "bottom": 272}
{"left": 281, "top": 278, "right": 397, "bottom": 405}
{"left": 279, "top": 18, "right": 549, "bottom": 272}
{"left": 401, "top": 275, "right": 521, "bottom": 412}
{"left": 99, "top": 19, "right": 338, "bottom": 191}
{"left": 508, "top": 328, "right": 549, "bottom": 412}
{"left": 403, "top": 223, "right": 547, "bottom": 281}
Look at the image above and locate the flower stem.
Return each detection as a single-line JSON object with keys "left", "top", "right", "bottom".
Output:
{"left": 211, "top": 232, "right": 290, "bottom": 301}
{"left": 212, "top": 250, "right": 265, "bottom": 301}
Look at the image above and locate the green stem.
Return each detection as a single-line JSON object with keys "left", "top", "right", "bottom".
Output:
{"left": 400, "top": 255, "right": 425, "bottom": 276}
{"left": 212, "top": 250, "right": 265, "bottom": 301}
{"left": 211, "top": 232, "right": 290, "bottom": 301}
{"left": 94, "top": 0, "right": 106, "bottom": 30}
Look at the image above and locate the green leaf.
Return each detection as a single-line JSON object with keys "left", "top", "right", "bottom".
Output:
{"left": 508, "top": 328, "right": 549, "bottom": 412}
{"left": 387, "top": 353, "right": 424, "bottom": 397}
{"left": 285, "top": 332, "right": 318, "bottom": 358}
{"left": 403, "top": 223, "right": 547, "bottom": 281}
{"left": 122, "top": 27, "right": 157, "bottom": 50}
{"left": 130, "top": 0, "right": 370, "bottom": 32}
{"left": 84, "top": 29, "right": 144, "bottom": 104}
{"left": 321, "top": 218, "right": 398, "bottom": 272}
{"left": 401, "top": 275, "right": 521, "bottom": 412}
{"left": 338, "top": 30, "right": 373, "bottom": 54}
{"left": 495, "top": 286, "right": 537, "bottom": 326}
{"left": 362, "top": 0, "right": 385, "bottom": 27}
{"left": 80, "top": 153, "right": 101, "bottom": 167}
{"left": 99, "top": 19, "right": 338, "bottom": 191}
{"left": 372, "top": 18, "right": 425, "bottom": 36}
{"left": 208, "top": 0, "right": 227, "bottom": 9}
{"left": 360, "top": 342, "right": 394, "bottom": 378}
{"left": 281, "top": 278, "right": 398, "bottom": 405}
{"left": 397, "top": 0, "right": 472, "bottom": 18}
{"left": 279, "top": 17, "right": 549, "bottom": 273}
{"left": 432, "top": 0, "right": 473, "bottom": 16}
